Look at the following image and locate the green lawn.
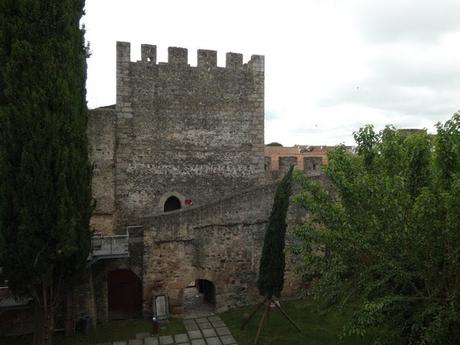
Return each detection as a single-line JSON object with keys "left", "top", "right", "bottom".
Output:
{"left": 2, "top": 299, "right": 376, "bottom": 345}
{"left": 0, "top": 318, "right": 185, "bottom": 345}
{"left": 221, "top": 299, "right": 375, "bottom": 345}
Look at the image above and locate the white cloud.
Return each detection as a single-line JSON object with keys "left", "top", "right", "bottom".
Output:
{"left": 84, "top": 0, "right": 460, "bottom": 146}
{"left": 351, "top": 0, "right": 460, "bottom": 43}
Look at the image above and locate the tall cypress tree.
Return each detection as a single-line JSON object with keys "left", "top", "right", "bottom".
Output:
{"left": 257, "top": 165, "right": 294, "bottom": 299}
{"left": 0, "top": 1, "right": 92, "bottom": 344}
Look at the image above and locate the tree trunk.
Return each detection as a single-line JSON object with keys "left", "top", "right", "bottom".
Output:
{"left": 34, "top": 285, "right": 54, "bottom": 345}
{"left": 64, "top": 289, "right": 76, "bottom": 336}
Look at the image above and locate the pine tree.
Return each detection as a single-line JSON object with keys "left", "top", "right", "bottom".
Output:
{"left": 0, "top": 1, "right": 92, "bottom": 344}
{"left": 257, "top": 165, "right": 294, "bottom": 299}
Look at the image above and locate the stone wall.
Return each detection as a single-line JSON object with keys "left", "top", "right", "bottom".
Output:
{"left": 140, "top": 182, "right": 303, "bottom": 316}
{"left": 304, "top": 156, "right": 323, "bottom": 177}
{"left": 87, "top": 106, "right": 116, "bottom": 234}
{"left": 112, "top": 42, "right": 265, "bottom": 231}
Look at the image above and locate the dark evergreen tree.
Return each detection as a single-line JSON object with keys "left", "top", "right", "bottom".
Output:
{"left": 0, "top": 1, "right": 92, "bottom": 344}
{"left": 257, "top": 165, "right": 294, "bottom": 299}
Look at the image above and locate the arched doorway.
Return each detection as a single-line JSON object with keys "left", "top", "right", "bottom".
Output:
{"left": 107, "top": 269, "right": 142, "bottom": 320}
{"left": 184, "top": 279, "right": 216, "bottom": 317}
{"left": 164, "top": 196, "right": 181, "bottom": 212}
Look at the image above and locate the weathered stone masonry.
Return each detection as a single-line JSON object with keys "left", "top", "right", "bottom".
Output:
{"left": 141, "top": 182, "right": 303, "bottom": 316}
{"left": 87, "top": 42, "right": 307, "bottom": 320}
{"left": 114, "top": 42, "right": 265, "bottom": 231}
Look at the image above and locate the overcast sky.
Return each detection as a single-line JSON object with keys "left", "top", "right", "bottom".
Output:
{"left": 83, "top": 0, "right": 460, "bottom": 145}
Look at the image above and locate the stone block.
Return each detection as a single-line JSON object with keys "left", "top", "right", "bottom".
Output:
{"left": 197, "top": 321, "right": 212, "bottom": 330}
{"left": 188, "top": 330, "right": 203, "bottom": 339}
{"left": 220, "top": 335, "right": 236, "bottom": 345}
{"left": 174, "top": 333, "right": 189, "bottom": 343}
{"left": 198, "top": 50, "right": 217, "bottom": 68}
{"left": 191, "top": 339, "right": 206, "bottom": 345}
{"left": 185, "top": 322, "right": 199, "bottom": 331}
{"left": 159, "top": 335, "right": 174, "bottom": 345}
{"left": 204, "top": 337, "right": 222, "bottom": 345}
{"left": 207, "top": 316, "right": 221, "bottom": 322}
{"left": 201, "top": 328, "right": 216, "bottom": 337}
{"left": 144, "top": 338, "right": 159, "bottom": 345}
{"left": 128, "top": 340, "right": 143, "bottom": 345}
{"left": 215, "top": 327, "right": 230, "bottom": 336}
{"left": 226, "top": 53, "right": 242, "bottom": 69}
{"left": 210, "top": 320, "right": 225, "bottom": 328}
{"left": 141, "top": 44, "right": 157, "bottom": 63}
{"left": 168, "top": 47, "right": 188, "bottom": 65}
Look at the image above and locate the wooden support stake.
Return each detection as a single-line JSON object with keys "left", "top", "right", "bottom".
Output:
{"left": 266, "top": 298, "right": 271, "bottom": 326}
{"left": 253, "top": 302, "right": 270, "bottom": 345}
{"left": 241, "top": 299, "right": 265, "bottom": 330}
{"left": 274, "top": 300, "right": 302, "bottom": 332}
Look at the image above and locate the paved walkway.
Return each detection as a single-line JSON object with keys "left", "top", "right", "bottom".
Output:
{"left": 183, "top": 286, "right": 214, "bottom": 319}
{"left": 95, "top": 315, "right": 237, "bottom": 345}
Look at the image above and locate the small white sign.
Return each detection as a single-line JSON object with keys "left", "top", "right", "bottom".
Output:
{"left": 153, "top": 294, "right": 169, "bottom": 320}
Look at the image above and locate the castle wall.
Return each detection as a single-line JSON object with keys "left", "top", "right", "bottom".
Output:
{"left": 87, "top": 107, "right": 116, "bottom": 234}
{"left": 140, "top": 182, "right": 303, "bottom": 316}
{"left": 84, "top": 42, "right": 306, "bottom": 322}
{"left": 113, "top": 42, "right": 265, "bottom": 230}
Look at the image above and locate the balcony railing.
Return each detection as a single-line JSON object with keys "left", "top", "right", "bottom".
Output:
{"left": 90, "top": 234, "right": 129, "bottom": 261}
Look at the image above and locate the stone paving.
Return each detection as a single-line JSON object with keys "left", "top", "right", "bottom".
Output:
{"left": 94, "top": 315, "right": 237, "bottom": 345}
{"left": 183, "top": 286, "right": 214, "bottom": 319}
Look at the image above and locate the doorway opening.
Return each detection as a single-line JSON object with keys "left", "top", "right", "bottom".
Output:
{"left": 107, "top": 269, "right": 142, "bottom": 320}
{"left": 164, "top": 196, "right": 181, "bottom": 212}
{"left": 184, "top": 279, "right": 216, "bottom": 317}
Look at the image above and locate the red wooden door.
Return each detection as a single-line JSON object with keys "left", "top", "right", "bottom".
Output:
{"left": 107, "top": 269, "right": 142, "bottom": 319}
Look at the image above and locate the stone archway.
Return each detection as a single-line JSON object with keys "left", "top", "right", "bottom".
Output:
{"left": 107, "top": 269, "right": 142, "bottom": 320}
{"left": 183, "top": 279, "right": 216, "bottom": 317}
{"left": 158, "top": 191, "right": 186, "bottom": 213}
{"left": 164, "top": 196, "right": 181, "bottom": 212}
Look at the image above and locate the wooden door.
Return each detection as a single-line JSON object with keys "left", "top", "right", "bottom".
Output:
{"left": 107, "top": 269, "right": 142, "bottom": 319}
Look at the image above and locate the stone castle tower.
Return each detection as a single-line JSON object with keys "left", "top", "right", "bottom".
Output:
{"left": 85, "top": 42, "right": 303, "bottom": 320}
{"left": 89, "top": 42, "right": 265, "bottom": 234}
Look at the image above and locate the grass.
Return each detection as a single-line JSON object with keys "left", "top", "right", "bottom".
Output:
{"left": 0, "top": 318, "right": 185, "bottom": 345}
{"left": 2, "top": 299, "right": 376, "bottom": 345}
{"left": 221, "top": 299, "right": 375, "bottom": 345}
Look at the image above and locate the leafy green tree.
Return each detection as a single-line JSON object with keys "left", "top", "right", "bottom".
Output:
{"left": 258, "top": 165, "right": 294, "bottom": 299}
{"left": 293, "top": 114, "right": 460, "bottom": 345}
{"left": 0, "top": 1, "right": 92, "bottom": 344}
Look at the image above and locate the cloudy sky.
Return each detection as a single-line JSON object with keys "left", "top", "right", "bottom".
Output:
{"left": 83, "top": 0, "right": 460, "bottom": 145}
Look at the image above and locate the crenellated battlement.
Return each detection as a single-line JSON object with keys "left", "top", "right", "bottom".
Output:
{"left": 116, "top": 41, "right": 264, "bottom": 71}
{"left": 111, "top": 40, "right": 265, "bottom": 226}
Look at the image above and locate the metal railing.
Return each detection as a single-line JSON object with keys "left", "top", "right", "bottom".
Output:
{"left": 91, "top": 234, "right": 129, "bottom": 258}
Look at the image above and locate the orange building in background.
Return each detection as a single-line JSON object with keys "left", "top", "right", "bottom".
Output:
{"left": 264, "top": 144, "right": 354, "bottom": 171}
